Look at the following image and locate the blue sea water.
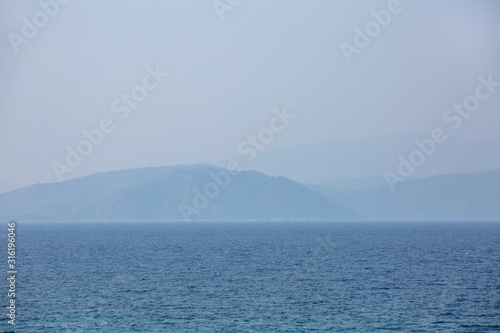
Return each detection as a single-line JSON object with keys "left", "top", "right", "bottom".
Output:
{"left": 1, "top": 221, "right": 499, "bottom": 332}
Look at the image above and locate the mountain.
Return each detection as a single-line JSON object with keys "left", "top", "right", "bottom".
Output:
{"left": 316, "top": 177, "right": 386, "bottom": 192}
{"left": 221, "top": 134, "right": 500, "bottom": 183}
{"left": 4, "top": 163, "right": 497, "bottom": 222}
{"left": 310, "top": 169, "right": 500, "bottom": 221}
{"left": 0, "top": 182, "right": 26, "bottom": 195}
{"left": 0, "top": 164, "right": 207, "bottom": 220}
{"left": 0, "top": 165, "right": 361, "bottom": 221}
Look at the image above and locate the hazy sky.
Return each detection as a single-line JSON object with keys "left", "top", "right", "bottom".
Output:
{"left": 1, "top": 0, "right": 499, "bottom": 185}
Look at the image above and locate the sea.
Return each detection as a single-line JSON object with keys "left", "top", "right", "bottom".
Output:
{"left": 1, "top": 221, "right": 499, "bottom": 332}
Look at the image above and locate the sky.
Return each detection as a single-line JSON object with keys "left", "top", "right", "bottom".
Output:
{"left": 1, "top": 0, "right": 500, "bottom": 185}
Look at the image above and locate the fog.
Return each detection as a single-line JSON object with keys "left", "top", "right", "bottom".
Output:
{"left": 1, "top": 0, "right": 499, "bottom": 185}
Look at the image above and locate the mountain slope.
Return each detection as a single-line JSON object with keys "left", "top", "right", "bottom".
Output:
{"left": 0, "top": 166, "right": 361, "bottom": 221}
{"left": 0, "top": 164, "right": 207, "bottom": 220}
{"left": 0, "top": 182, "right": 26, "bottom": 195}
{"left": 225, "top": 134, "right": 500, "bottom": 183}
{"left": 316, "top": 177, "right": 387, "bottom": 192}
{"left": 312, "top": 169, "right": 500, "bottom": 221}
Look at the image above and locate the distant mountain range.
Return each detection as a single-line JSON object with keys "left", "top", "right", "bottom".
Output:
{"left": 1, "top": 165, "right": 499, "bottom": 222}
{"left": 221, "top": 134, "right": 500, "bottom": 183}
{"left": 305, "top": 169, "right": 500, "bottom": 221}
{"left": 0, "top": 182, "right": 26, "bottom": 195}
{"left": 0, "top": 165, "right": 359, "bottom": 221}
{"left": 316, "top": 177, "right": 387, "bottom": 192}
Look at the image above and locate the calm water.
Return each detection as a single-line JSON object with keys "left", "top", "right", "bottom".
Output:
{"left": 2, "top": 222, "right": 499, "bottom": 332}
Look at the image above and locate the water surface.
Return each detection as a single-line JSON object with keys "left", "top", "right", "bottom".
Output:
{"left": 3, "top": 221, "right": 499, "bottom": 332}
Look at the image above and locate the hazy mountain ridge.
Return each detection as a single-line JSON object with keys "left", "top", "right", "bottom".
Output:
{"left": 0, "top": 164, "right": 209, "bottom": 220}
{"left": 2, "top": 164, "right": 499, "bottom": 222}
{"left": 316, "top": 177, "right": 387, "bottom": 192}
{"left": 310, "top": 169, "right": 500, "bottom": 221}
{"left": 231, "top": 134, "right": 500, "bottom": 183}
{"left": 0, "top": 165, "right": 360, "bottom": 221}
{"left": 0, "top": 182, "right": 26, "bottom": 195}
